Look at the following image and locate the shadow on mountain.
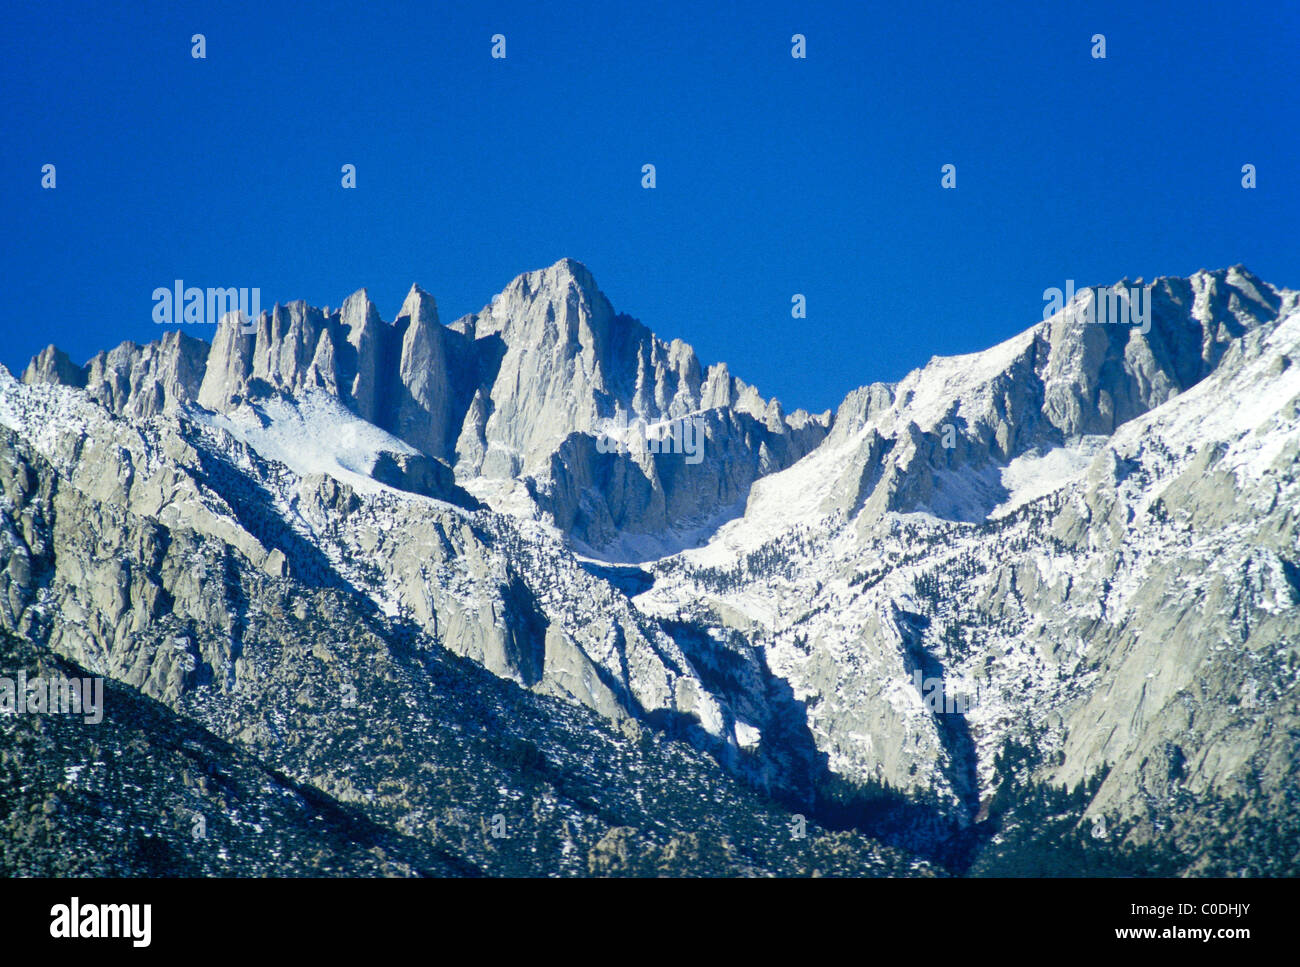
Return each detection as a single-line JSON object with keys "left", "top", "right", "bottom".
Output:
{"left": 575, "top": 560, "right": 655, "bottom": 596}
{"left": 370, "top": 450, "right": 483, "bottom": 510}
{"left": 895, "top": 608, "right": 981, "bottom": 818}
{"left": 657, "top": 616, "right": 988, "bottom": 871}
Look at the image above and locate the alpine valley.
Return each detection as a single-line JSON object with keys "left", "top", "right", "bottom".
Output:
{"left": 2, "top": 259, "right": 1297, "bottom": 876}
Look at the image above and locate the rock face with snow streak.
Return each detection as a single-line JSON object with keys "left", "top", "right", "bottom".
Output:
{"left": 25, "top": 259, "right": 825, "bottom": 552}
{"left": 804, "top": 267, "right": 1288, "bottom": 526}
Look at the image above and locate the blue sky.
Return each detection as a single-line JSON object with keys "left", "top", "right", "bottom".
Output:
{"left": 2, "top": 0, "right": 1297, "bottom": 413}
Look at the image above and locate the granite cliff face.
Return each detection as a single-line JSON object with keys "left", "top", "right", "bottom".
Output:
{"left": 5, "top": 262, "right": 1298, "bottom": 875}
{"left": 811, "top": 268, "right": 1284, "bottom": 525}
{"left": 24, "top": 260, "right": 825, "bottom": 553}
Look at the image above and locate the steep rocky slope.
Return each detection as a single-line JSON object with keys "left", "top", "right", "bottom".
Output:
{"left": 638, "top": 267, "right": 1300, "bottom": 869}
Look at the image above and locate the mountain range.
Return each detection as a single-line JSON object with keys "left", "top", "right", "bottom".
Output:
{"left": 3, "top": 259, "right": 1297, "bottom": 876}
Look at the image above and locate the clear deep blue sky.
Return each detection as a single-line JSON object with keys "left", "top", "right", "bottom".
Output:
{"left": 2, "top": 0, "right": 1297, "bottom": 414}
